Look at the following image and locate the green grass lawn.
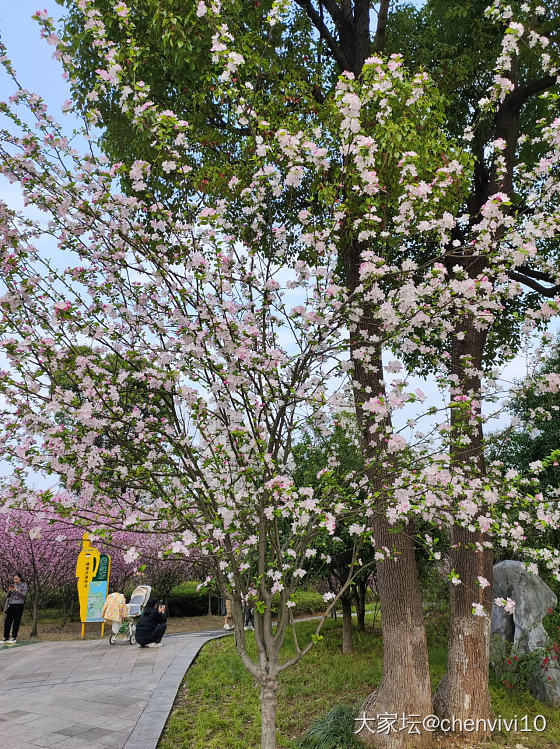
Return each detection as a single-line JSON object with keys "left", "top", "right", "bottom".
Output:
{"left": 158, "top": 613, "right": 560, "bottom": 749}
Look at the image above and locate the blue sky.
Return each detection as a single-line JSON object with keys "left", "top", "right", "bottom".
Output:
{"left": 0, "top": 3, "right": 70, "bottom": 115}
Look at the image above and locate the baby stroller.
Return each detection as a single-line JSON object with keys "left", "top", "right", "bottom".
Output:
{"left": 108, "top": 585, "right": 152, "bottom": 645}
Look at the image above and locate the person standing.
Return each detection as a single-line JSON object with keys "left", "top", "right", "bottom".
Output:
{"left": 243, "top": 582, "right": 256, "bottom": 631}
{"left": 2, "top": 573, "right": 28, "bottom": 644}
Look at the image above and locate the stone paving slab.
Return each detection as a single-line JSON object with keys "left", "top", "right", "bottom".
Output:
{"left": 0, "top": 629, "right": 230, "bottom": 749}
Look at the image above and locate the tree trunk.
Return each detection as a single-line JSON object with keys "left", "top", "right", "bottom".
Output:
{"left": 30, "top": 598, "right": 39, "bottom": 638}
{"left": 433, "top": 321, "right": 493, "bottom": 735}
{"left": 354, "top": 577, "right": 367, "bottom": 632}
{"left": 341, "top": 593, "right": 354, "bottom": 654}
{"left": 358, "top": 515, "right": 433, "bottom": 748}
{"left": 344, "top": 237, "right": 433, "bottom": 747}
{"left": 433, "top": 529, "right": 493, "bottom": 733}
{"left": 334, "top": 14, "right": 431, "bottom": 745}
{"left": 260, "top": 679, "right": 278, "bottom": 749}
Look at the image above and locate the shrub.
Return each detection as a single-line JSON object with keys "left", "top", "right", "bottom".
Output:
{"left": 490, "top": 635, "right": 558, "bottom": 693}
{"left": 297, "top": 704, "right": 361, "bottom": 749}
{"left": 270, "top": 590, "right": 326, "bottom": 617}
{"left": 165, "top": 584, "right": 326, "bottom": 618}
{"left": 166, "top": 582, "right": 221, "bottom": 617}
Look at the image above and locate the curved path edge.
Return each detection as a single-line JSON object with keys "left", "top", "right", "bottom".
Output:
{"left": 124, "top": 630, "right": 230, "bottom": 749}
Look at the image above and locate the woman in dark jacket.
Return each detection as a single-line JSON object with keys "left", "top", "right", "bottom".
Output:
{"left": 3, "top": 572, "right": 28, "bottom": 644}
{"left": 135, "top": 598, "right": 167, "bottom": 648}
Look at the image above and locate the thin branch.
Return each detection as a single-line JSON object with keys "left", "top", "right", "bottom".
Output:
{"left": 293, "top": 0, "right": 351, "bottom": 71}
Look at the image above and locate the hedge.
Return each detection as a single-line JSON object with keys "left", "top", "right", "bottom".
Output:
{"left": 165, "top": 585, "right": 327, "bottom": 618}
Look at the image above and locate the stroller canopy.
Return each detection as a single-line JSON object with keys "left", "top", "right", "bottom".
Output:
{"left": 127, "top": 584, "right": 152, "bottom": 617}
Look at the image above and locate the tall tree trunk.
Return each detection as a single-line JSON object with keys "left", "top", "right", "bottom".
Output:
{"left": 433, "top": 528, "right": 493, "bottom": 731}
{"left": 311, "top": 10, "right": 433, "bottom": 745}
{"left": 354, "top": 577, "right": 367, "bottom": 632}
{"left": 344, "top": 240, "right": 432, "bottom": 748}
{"left": 359, "top": 514, "right": 433, "bottom": 748}
{"left": 433, "top": 321, "right": 493, "bottom": 735}
{"left": 260, "top": 679, "right": 278, "bottom": 749}
{"left": 341, "top": 592, "right": 354, "bottom": 654}
{"left": 434, "top": 59, "right": 541, "bottom": 733}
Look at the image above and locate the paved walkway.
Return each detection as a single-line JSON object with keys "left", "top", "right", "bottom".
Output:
{"left": 0, "top": 630, "right": 228, "bottom": 749}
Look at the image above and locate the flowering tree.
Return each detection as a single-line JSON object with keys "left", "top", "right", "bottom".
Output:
{"left": 103, "top": 528, "right": 197, "bottom": 600}
{"left": 56, "top": 0, "right": 560, "bottom": 739}
{"left": 0, "top": 11, "right": 461, "bottom": 744}
{"left": 0, "top": 507, "right": 166, "bottom": 631}
{"left": 0, "top": 38, "right": 358, "bottom": 746}
{"left": 1, "top": 2, "right": 560, "bottom": 747}
{"left": 0, "top": 510, "right": 82, "bottom": 635}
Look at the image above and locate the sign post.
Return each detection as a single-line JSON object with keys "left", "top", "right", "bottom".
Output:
{"left": 76, "top": 532, "right": 111, "bottom": 638}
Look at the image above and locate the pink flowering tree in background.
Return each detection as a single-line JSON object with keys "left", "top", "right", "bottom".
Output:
{"left": 0, "top": 502, "right": 199, "bottom": 631}
{"left": 98, "top": 527, "right": 198, "bottom": 601}
{"left": 0, "top": 1, "right": 560, "bottom": 746}
{"left": 43, "top": 494, "right": 202, "bottom": 598}
{"left": 0, "top": 510, "right": 83, "bottom": 635}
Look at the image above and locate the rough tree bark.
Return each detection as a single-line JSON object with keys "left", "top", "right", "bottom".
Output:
{"left": 345, "top": 241, "right": 432, "bottom": 749}
{"left": 433, "top": 321, "right": 493, "bottom": 734}
{"left": 341, "top": 591, "right": 354, "bottom": 653}
{"left": 354, "top": 576, "right": 368, "bottom": 632}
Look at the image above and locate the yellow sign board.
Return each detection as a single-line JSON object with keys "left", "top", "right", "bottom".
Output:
{"left": 76, "top": 532, "right": 111, "bottom": 637}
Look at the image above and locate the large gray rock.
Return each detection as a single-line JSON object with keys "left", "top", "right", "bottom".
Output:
{"left": 491, "top": 560, "right": 559, "bottom": 706}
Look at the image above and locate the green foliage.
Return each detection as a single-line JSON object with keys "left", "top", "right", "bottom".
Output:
{"left": 56, "top": 0, "right": 324, "bottom": 206}
{"left": 492, "top": 341, "right": 560, "bottom": 493}
{"left": 269, "top": 590, "right": 326, "bottom": 617}
{"left": 423, "top": 601, "right": 450, "bottom": 649}
{"left": 489, "top": 339, "right": 560, "bottom": 573}
{"left": 490, "top": 635, "right": 556, "bottom": 694}
{"left": 390, "top": 0, "right": 559, "bottom": 155}
{"left": 388, "top": 0, "right": 560, "bottom": 372}
{"left": 167, "top": 581, "right": 220, "bottom": 617}
{"left": 297, "top": 704, "right": 361, "bottom": 749}
{"left": 166, "top": 584, "right": 326, "bottom": 618}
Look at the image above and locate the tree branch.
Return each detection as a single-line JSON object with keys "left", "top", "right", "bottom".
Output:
{"left": 321, "top": 0, "right": 345, "bottom": 25}
{"left": 294, "top": 0, "right": 351, "bottom": 71}
{"left": 507, "top": 270, "right": 560, "bottom": 297}
{"left": 374, "top": 0, "right": 391, "bottom": 53}
{"left": 516, "top": 264, "right": 559, "bottom": 284}
{"left": 509, "top": 75, "right": 557, "bottom": 109}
